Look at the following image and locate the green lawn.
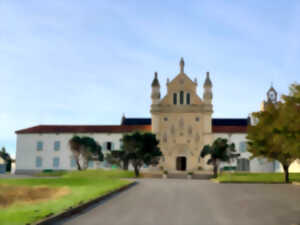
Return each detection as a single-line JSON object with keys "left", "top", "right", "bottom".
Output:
{"left": 0, "top": 169, "right": 134, "bottom": 225}
{"left": 216, "top": 172, "right": 300, "bottom": 183}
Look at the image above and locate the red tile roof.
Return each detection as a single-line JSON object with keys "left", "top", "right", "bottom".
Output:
{"left": 16, "top": 124, "right": 247, "bottom": 134}
{"left": 15, "top": 125, "right": 152, "bottom": 134}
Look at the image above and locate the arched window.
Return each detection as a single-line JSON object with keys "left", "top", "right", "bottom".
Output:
{"left": 173, "top": 93, "right": 177, "bottom": 105}
{"left": 186, "top": 93, "right": 190, "bottom": 105}
{"left": 180, "top": 91, "right": 184, "bottom": 104}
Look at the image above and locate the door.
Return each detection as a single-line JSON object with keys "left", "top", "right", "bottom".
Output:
{"left": 176, "top": 157, "right": 187, "bottom": 171}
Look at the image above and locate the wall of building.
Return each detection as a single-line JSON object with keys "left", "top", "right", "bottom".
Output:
{"left": 274, "top": 159, "right": 300, "bottom": 173}
{"left": 213, "top": 133, "right": 275, "bottom": 172}
{"left": 15, "top": 132, "right": 123, "bottom": 174}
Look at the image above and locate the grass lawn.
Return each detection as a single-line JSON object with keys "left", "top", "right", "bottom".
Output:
{"left": 216, "top": 172, "right": 300, "bottom": 183}
{"left": 0, "top": 169, "right": 134, "bottom": 225}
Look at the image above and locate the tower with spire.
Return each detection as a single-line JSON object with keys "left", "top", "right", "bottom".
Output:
{"left": 151, "top": 72, "right": 161, "bottom": 105}
{"left": 203, "top": 72, "right": 213, "bottom": 104}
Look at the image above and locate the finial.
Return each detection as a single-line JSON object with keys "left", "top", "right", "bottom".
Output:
{"left": 180, "top": 57, "right": 184, "bottom": 73}
{"left": 204, "top": 71, "right": 212, "bottom": 87}
{"left": 152, "top": 72, "right": 160, "bottom": 87}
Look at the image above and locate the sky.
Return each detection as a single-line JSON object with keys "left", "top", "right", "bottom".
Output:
{"left": 0, "top": 0, "right": 299, "bottom": 158}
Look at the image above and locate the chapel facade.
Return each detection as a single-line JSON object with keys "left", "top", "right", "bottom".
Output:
{"left": 150, "top": 58, "right": 214, "bottom": 171}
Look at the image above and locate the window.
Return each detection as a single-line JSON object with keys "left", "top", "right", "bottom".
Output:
{"left": 53, "top": 157, "right": 60, "bottom": 168}
{"left": 88, "top": 161, "right": 94, "bottom": 168}
{"left": 180, "top": 91, "right": 184, "bottom": 104}
{"left": 54, "top": 141, "right": 60, "bottom": 151}
{"left": 119, "top": 139, "right": 123, "bottom": 149}
{"left": 106, "top": 142, "right": 114, "bottom": 151}
{"left": 173, "top": 93, "right": 177, "bottom": 105}
{"left": 70, "top": 157, "right": 77, "bottom": 168}
{"left": 258, "top": 158, "right": 265, "bottom": 165}
{"left": 37, "top": 141, "right": 43, "bottom": 151}
{"left": 36, "top": 157, "right": 42, "bottom": 168}
{"left": 186, "top": 93, "right": 190, "bottom": 105}
{"left": 239, "top": 142, "right": 247, "bottom": 153}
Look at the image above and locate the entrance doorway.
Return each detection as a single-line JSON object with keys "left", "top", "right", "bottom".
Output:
{"left": 176, "top": 157, "right": 187, "bottom": 171}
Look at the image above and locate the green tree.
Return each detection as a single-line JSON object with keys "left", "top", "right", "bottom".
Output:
{"left": 69, "top": 136, "right": 103, "bottom": 170}
{"left": 247, "top": 83, "right": 300, "bottom": 183}
{"left": 122, "top": 132, "right": 162, "bottom": 177}
{"left": 0, "top": 147, "right": 12, "bottom": 172}
{"left": 201, "top": 138, "right": 239, "bottom": 178}
{"left": 105, "top": 152, "right": 122, "bottom": 168}
{"left": 105, "top": 149, "right": 130, "bottom": 170}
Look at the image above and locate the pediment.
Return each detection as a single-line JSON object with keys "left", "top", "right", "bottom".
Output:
{"left": 168, "top": 73, "right": 196, "bottom": 89}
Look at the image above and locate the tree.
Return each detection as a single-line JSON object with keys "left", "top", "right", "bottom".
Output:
{"left": 105, "top": 150, "right": 130, "bottom": 170}
{"left": 122, "top": 132, "right": 162, "bottom": 177}
{"left": 105, "top": 151, "right": 122, "bottom": 168}
{"left": 201, "top": 138, "right": 239, "bottom": 178}
{"left": 69, "top": 136, "right": 103, "bottom": 170}
{"left": 247, "top": 83, "right": 300, "bottom": 183}
{"left": 0, "top": 147, "right": 12, "bottom": 172}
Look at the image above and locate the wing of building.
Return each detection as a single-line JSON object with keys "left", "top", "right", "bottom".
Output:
{"left": 15, "top": 58, "right": 300, "bottom": 174}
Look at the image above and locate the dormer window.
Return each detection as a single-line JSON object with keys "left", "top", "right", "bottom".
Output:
{"left": 180, "top": 91, "right": 184, "bottom": 104}
{"left": 186, "top": 93, "right": 190, "bottom": 105}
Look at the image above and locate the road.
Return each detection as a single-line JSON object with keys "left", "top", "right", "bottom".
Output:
{"left": 56, "top": 179, "right": 300, "bottom": 225}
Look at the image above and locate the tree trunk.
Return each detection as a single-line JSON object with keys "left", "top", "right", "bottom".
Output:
{"left": 213, "top": 165, "right": 218, "bottom": 178}
{"left": 213, "top": 161, "right": 218, "bottom": 178}
{"left": 76, "top": 158, "right": 82, "bottom": 171}
{"left": 123, "top": 159, "right": 129, "bottom": 170}
{"left": 283, "top": 164, "right": 290, "bottom": 183}
{"left": 134, "top": 164, "right": 140, "bottom": 177}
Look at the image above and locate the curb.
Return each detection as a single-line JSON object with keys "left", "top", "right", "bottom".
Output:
{"left": 292, "top": 182, "right": 300, "bottom": 186}
{"left": 34, "top": 181, "right": 137, "bottom": 225}
{"left": 211, "top": 179, "right": 220, "bottom": 183}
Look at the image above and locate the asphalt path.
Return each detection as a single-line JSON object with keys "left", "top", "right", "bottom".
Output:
{"left": 56, "top": 179, "right": 300, "bottom": 225}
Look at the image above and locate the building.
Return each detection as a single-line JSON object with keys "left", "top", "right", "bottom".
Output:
{"left": 15, "top": 58, "right": 299, "bottom": 174}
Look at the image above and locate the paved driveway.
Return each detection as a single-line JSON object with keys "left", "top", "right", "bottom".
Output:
{"left": 56, "top": 179, "right": 300, "bottom": 225}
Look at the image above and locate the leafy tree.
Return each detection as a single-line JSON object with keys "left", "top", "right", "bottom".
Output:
{"left": 122, "top": 132, "right": 162, "bottom": 177}
{"left": 69, "top": 136, "right": 103, "bottom": 170}
{"left": 105, "top": 152, "right": 122, "bottom": 168}
{"left": 0, "top": 147, "right": 12, "bottom": 172}
{"left": 247, "top": 83, "right": 300, "bottom": 183}
{"left": 201, "top": 138, "right": 239, "bottom": 178}
{"left": 104, "top": 148, "right": 130, "bottom": 170}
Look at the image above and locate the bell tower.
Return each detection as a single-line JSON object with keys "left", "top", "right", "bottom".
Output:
{"left": 151, "top": 72, "right": 161, "bottom": 105}
{"left": 261, "top": 84, "right": 278, "bottom": 111}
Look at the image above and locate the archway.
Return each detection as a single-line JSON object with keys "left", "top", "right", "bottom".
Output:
{"left": 176, "top": 156, "right": 187, "bottom": 171}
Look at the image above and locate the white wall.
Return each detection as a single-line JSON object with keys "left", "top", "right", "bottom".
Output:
{"left": 15, "top": 132, "right": 123, "bottom": 173}
{"left": 213, "top": 133, "right": 275, "bottom": 172}
{"left": 274, "top": 159, "right": 300, "bottom": 173}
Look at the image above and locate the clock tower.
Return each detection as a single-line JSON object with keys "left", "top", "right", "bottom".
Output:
{"left": 261, "top": 84, "right": 278, "bottom": 111}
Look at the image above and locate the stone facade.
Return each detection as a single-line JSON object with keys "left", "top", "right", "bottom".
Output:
{"left": 150, "top": 58, "right": 214, "bottom": 171}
